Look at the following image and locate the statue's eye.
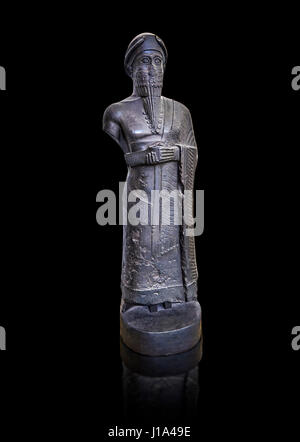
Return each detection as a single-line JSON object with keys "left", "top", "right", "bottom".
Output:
{"left": 141, "top": 57, "right": 150, "bottom": 64}
{"left": 154, "top": 57, "right": 161, "bottom": 64}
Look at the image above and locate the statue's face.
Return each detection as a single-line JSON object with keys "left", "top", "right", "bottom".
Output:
{"left": 132, "top": 50, "right": 164, "bottom": 96}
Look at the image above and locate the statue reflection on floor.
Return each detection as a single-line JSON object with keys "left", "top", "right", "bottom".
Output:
{"left": 120, "top": 338, "right": 203, "bottom": 423}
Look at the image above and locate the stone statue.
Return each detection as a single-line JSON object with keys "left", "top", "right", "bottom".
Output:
{"left": 103, "top": 33, "right": 202, "bottom": 356}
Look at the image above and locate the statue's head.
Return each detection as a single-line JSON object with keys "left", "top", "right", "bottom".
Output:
{"left": 124, "top": 33, "right": 168, "bottom": 97}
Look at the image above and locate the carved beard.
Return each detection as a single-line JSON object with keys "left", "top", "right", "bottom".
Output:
{"left": 134, "top": 69, "right": 163, "bottom": 134}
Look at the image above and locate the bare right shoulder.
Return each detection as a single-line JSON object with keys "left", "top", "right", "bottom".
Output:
{"left": 103, "top": 102, "right": 123, "bottom": 126}
{"left": 102, "top": 102, "right": 124, "bottom": 143}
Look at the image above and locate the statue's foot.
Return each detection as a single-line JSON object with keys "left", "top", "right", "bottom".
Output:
{"left": 121, "top": 300, "right": 179, "bottom": 313}
{"left": 120, "top": 301, "right": 202, "bottom": 356}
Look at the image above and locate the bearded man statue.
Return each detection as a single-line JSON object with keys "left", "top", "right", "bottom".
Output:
{"left": 103, "top": 33, "right": 202, "bottom": 356}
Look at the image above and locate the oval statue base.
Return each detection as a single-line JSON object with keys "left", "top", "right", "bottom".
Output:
{"left": 120, "top": 301, "right": 202, "bottom": 356}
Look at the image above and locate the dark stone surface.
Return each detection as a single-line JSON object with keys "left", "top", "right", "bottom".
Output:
{"left": 121, "top": 340, "right": 202, "bottom": 423}
{"left": 120, "top": 337, "right": 203, "bottom": 377}
{"left": 103, "top": 33, "right": 202, "bottom": 355}
{"left": 120, "top": 301, "right": 202, "bottom": 356}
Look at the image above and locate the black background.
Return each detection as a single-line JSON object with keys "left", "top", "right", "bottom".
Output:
{"left": 0, "top": 5, "right": 299, "bottom": 439}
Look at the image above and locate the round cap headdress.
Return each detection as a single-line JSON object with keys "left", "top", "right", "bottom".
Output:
{"left": 124, "top": 32, "right": 168, "bottom": 77}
